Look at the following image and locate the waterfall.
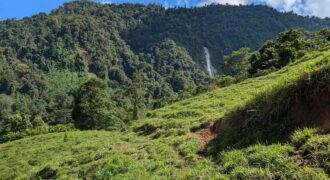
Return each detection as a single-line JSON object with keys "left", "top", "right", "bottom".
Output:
{"left": 203, "top": 47, "right": 216, "bottom": 77}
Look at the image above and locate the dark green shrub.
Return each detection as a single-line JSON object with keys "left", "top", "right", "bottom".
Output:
{"left": 36, "top": 166, "right": 57, "bottom": 179}
{"left": 72, "top": 78, "right": 122, "bottom": 130}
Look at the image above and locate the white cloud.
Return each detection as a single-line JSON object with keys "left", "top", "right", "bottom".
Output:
{"left": 262, "top": 0, "right": 299, "bottom": 10}
{"left": 258, "top": 0, "right": 307, "bottom": 14}
{"left": 177, "top": 0, "right": 191, "bottom": 6}
{"left": 307, "top": 0, "right": 330, "bottom": 18}
{"left": 198, "top": 0, "right": 247, "bottom": 6}
{"left": 100, "top": 0, "right": 112, "bottom": 4}
{"left": 260, "top": 0, "right": 330, "bottom": 18}
{"left": 197, "top": 0, "right": 330, "bottom": 18}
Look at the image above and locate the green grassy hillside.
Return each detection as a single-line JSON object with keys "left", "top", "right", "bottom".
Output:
{"left": 0, "top": 48, "right": 329, "bottom": 179}
{"left": 133, "top": 49, "right": 330, "bottom": 139}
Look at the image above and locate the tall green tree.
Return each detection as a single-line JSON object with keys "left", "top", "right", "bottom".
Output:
{"left": 224, "top": 47, "right": 251, "bottom": 80}
{"left": 72, "top": 78, "right": 121, "bottom": 130}
{"left": 248, "top": 29, "right": 307, "bottom": 74}
{"left": 128, "top": 73, "right": 146, "bottom": 120}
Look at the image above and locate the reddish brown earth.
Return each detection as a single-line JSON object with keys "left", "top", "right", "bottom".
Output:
{"left": 199, "top": 121, "right": 222, "bottom": 145}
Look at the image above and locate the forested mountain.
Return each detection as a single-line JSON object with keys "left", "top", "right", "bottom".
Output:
{"left": 1, "top": 1, "right": 330, "bottom": 178}
{"left": 125, "top": 4, "right": 330, "bottom": 69}
{"left": 0, "top": 1, "right": 329, "bottom": 140}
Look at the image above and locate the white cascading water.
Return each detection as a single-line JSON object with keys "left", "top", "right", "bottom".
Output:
{"left": 203, "top": 47, "right": 216, "bottom": 77}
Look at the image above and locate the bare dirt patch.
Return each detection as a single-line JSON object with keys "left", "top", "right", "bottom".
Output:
{"left": 199, "top": 121, "right": 222, "bottom": 145}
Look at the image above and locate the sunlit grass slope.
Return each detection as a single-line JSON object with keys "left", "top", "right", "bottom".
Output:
{"left": 1, "top": 128, "right": 330, "bottom": 179}
{"left": 133, "top": 50, "right": 330, "bottom": 138}
{"left": 0, "top": 131, "right": 221, "bottom": 179}
{"left": 0, "top": 49, "right": 329, "bottom": 179}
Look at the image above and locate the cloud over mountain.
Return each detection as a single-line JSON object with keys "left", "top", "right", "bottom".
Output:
{"left": 196, "top": 0, "right": 330, "bottom": 18}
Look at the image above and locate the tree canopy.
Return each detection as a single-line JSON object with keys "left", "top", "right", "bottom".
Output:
{"left": 72, "top": 78, "right": 121, "bottom": 130}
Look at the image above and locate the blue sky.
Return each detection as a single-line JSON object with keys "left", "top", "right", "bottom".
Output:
{"left": 0, "top": 0, "right": 329, "bottom": 21}
{"left": 0, "top": 0, "right": 197, "bottom": 21}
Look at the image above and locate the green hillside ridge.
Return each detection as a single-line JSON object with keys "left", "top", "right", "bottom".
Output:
{"left": 1, "top": 1, "right": 330, "bottom": 127}
{"left": 1, "top": 46, "right": 329, "bottom": 179}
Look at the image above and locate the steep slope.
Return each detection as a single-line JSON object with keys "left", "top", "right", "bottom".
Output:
{"left": 1, "top": 45, "right": 329, "bottom": 179}
{"left": 207, "top": 65, "right": 329, "bottom": 151}
{"left": 133, "top": 48, "right": 330, "bottom": 139}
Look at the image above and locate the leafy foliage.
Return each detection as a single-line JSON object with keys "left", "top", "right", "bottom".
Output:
{"left": 224, "top": 47, "right": 251, "bottom": 80}
{"left": 247, "top": 29, "right": 327, "bottom": 74}
{"left": 72, "top": 78, "right": 121, "bottom": 130}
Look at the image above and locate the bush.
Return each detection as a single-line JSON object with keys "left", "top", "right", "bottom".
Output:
{"left": 1, "top": 132, "right": 25, "bottom": 142}
{"left": 4, "top": 113, "right": 32, "bottom": 133}
{"left": 72, "top": 78, "right": 122, "bottom": 130}
{"left": 248, "top": 29, "right": 314, "bottom": 74}
{"left": 279, "top": 41, "right": 297, "bottom": 66}
{"left": 36, "top": 166, "right": 57, "bottom": 179}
